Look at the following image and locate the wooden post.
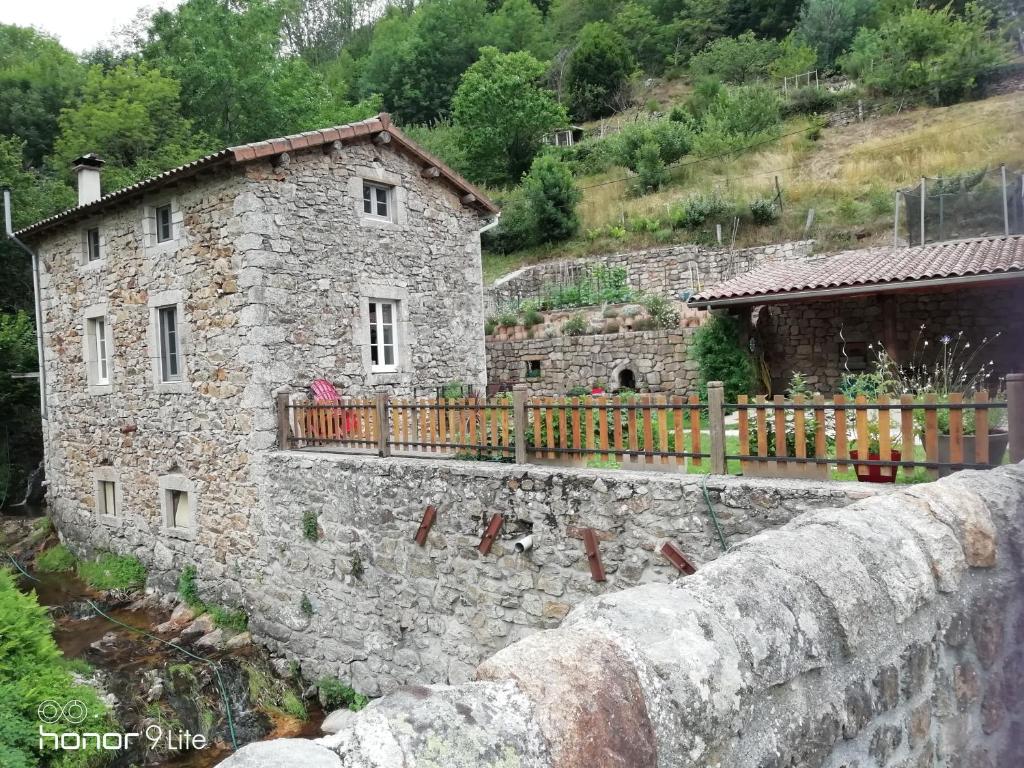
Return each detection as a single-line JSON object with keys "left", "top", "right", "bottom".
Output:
{"left": 512, "top": 386, "right": 528, "bottom": 465}
{"left": 376, "top": 392, "right": 390, "bottom": 457}
{"left": 1008, "top": 373, "right": 1024, "bottom": 464}
{"left": 276, "top": 391, "right": 291, "bottom": 449}
{"left": 707, "top": 381, "right": 727, "bottom": 475}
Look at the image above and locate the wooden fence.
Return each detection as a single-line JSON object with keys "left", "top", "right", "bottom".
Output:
{"left": 277, "top": 374, "right": 1024, "bottom": 480}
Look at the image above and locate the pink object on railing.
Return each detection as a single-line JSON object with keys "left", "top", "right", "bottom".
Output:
{"left": 308, "top": 379, "right": 359, "bottom": 436}
{"left": 310, "top": 378, "right": 340, "bottom": 402}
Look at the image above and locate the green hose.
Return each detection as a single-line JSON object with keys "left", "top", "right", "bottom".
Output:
{"left": 701, "top": 474, "right": 730, "bottom": 553}
{"left": 5, "top": 551, "right": 238, "bottom": 751}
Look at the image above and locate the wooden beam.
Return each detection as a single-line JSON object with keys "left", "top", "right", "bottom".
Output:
{"left": 421, "top": 166, "right": 441, "bottom": 178}
{"left": 373, "top": 131, "right": 392, "bottom": 145}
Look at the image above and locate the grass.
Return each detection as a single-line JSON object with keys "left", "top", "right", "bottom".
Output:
{"left": 178, "top": 564, "right": 248, "bottom": 630}
{"left": 483, "top": 90, "right": 1024, "bottom": 284}
{"left": 35, "top": 543, "right": 77, "bottom": 573}
{"left": 317, "top": 677, "right": 369, "bottom": 712}
{"left": 77, "top": 552, "right": 147, "bottom": 591}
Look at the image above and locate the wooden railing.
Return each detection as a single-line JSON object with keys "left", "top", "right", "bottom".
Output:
{"left": 277, "top": 374, "right": 1024, "bottom": 480}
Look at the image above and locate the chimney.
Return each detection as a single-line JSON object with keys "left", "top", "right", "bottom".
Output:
{"left": 72, "top": 154, "right": 104, "bottom": 206}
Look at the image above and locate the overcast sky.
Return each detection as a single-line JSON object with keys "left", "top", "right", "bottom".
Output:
{"left": 3, "top": 0, "right": 183, "bottom": 53}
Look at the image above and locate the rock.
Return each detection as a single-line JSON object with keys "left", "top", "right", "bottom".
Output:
{"left": 180, "top": 614, "right": 216, "bottom": 641}
{"left": 195, "top": 628, "right": 226, "bottom": 650}
{"left": 215, "top": 739, "right": 342, "bottom": 768}
{"left": 320, "top": 707, "right": 357, "bottom": 735}
{"left": 225, "top": 631, "right": 253, "bottom": 650}
{"left": 169, "top": 602, "right": 198, "bottom": 627}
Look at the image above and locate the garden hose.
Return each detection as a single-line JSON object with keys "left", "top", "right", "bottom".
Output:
{"left": 701, "top": 474, "right": 730, "bottom": 553}
{"left": 4, "top": 551, "right": 238, "bottom": 751}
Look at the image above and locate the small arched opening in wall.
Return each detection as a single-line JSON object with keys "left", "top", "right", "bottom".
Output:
{"left": 610, "top": 360, "right": 638, "bottom": 392}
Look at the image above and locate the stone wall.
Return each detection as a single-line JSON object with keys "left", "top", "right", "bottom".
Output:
{"left": 53, "top": 450, "right": 884, "bottom": 695}
{"left": 219, "top": 463, "right": 1024, "bottom": 768}
{"left": 756, "top": 283, "right": 1024, "bottom": 393}
{"left": 32, "top": 136, "right": 491, "bottom": 608}
{"left": 487, "top": 327, "right": 699, "bottom": 395}
{"left": 486, "top": 240, "right": 815, "bottom": 311}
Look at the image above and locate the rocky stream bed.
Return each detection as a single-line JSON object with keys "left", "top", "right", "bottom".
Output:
{"left": 2, "top": 514, "right": 326, "bottom": 768}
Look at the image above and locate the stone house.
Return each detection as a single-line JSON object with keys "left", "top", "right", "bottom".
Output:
{"left": 15, "top": 113, "right": 496, "bottom": 586}
{"left": 688, "top": 235, "right": 1024, "bottom": 393}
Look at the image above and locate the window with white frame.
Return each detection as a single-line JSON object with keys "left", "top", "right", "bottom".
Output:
{"left": 368, "top": 300, "right": 398, "bottom": 372}
{"left": 98, "top": 480, "right": 117, "bottom": 516}
{"left": 155, "top": 203, "right": 173, "bottom": 242}
{"left": 157, "top": 305, "right": 181, "bottom": 382}
{"left": 362, "top": 181, "right": 391, "bottom": 220}
{"left": 167, "top": 487, "right": 192, "bottom": 527}
{"left": 86, "top": 316, "right": 110, "bottom": 385}
{"left": 86, "top": 227, "right": 102, "bottom": 261}
{"left": 160, "top": 475, "right": 195, "bottom": 532}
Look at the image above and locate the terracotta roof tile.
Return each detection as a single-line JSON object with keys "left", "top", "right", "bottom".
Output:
{"left": 689, "top": 236, "right": 1024, "bottom": 307}
{"left": 16, "top": 114, "right": 497, "bottom": 238}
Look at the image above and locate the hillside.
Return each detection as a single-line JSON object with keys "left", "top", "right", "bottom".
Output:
{"left": 483, "top": 83, "right": 1024, "bottom": 284}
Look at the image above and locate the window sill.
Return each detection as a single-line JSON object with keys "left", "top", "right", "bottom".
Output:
{"left": 164, "top": 526, "right": 196, "bottom": 541}
{"left": 154, "top": 380, "right": 190, "bottom": 395}
{"left": 359, "top": 215, "right": 399, "bottom": 229}
{"left": 78, "top": 259, "right": 106, "bottom": 272}
{"left": 145, "top": 239, "right": 183, "bottom": 258}
{"left": 98, "top": 514, "right": 122, "bottom": 527}
{"left": 88, "top": 383, "right": 113, "bottom": 396}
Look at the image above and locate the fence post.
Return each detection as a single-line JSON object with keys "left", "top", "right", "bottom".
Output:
{"left": 276, "top": 391, "right": 291, "bottom": 450}
{"left": 707, "top": 381, "right": 727, "bottom": 475}
{"left": 1008, "top": 373, "right": 1024, "bottom": 464}
{"left": 512, "top": 385, "right": 528, "bottom": 465}
{"left": 376, "top": 392, "right": 391, "bottom": 458}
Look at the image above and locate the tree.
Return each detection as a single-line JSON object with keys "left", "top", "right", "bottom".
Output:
{"left": 795, "top": 0, "right": 879, "bottom": 67}
{"left": 613, "top": 3, "right": 665, "bottom": 73}
{"left": 280, "top": 0, "right": 368, "bottom": 66}
{"left": 565, "top": 22, "right": 633, "bottom": 121}
{"left": 452, "top": 47, "right": 567, "bottom": 186}
{"left": 486, "top": 0, "right": 551, "bottom": 59}
{"left": 50, "top": 61, "right": 213, "bottom": 191}
{"left": 692, "top": 313, "right": 755, "bottom": 402}
{"left": 521, "top": 155, "right": 581, "bottom": 244}
{"left": 839, "top": 4, "right": 1007, "bottom": 104}
{"left": 689, "top": 32, "right": 782, "bottom": 83}
{"left": 0, "top": 25, "right": 84, "bottom": 167}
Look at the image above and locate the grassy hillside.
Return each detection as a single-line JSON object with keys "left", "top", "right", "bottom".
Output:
{"left": 483, "top": 88, "right": 1024, "bottom": 285}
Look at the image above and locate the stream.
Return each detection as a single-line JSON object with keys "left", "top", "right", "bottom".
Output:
{"left": 3, "top": 515, "right": 325, "bottom": 768}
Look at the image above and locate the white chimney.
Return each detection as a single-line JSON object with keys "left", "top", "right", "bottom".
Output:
{"left": 72, "top": 154, "right": 104, "bottom": 206}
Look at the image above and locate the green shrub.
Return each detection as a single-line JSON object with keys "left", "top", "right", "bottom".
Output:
{"left": 178, "top": 565, "right": 204, "bottom": 609}
{"left": 784, "top": 86, "right": 839, "bottom": 116}
{"left": 561, "top": 313, "right": 589, "bottom": 336}
{"left": 209, "top": 605, "right": 248, "bottom": 632}
{"left": 565, "top": 22, "right": 633, "bottom": 120}
{"left": 318, "top": 677, "right": 369, "bottom": 712}
{"left": 633, "top": 141, "right": 669, "bottom": 194}
{"left": 692, "top": 84, "right": 782, "bottom": 157}
{"left": 671, "top": 193, "right": 734, "bottom": 229}
{"left": 77, "top": 552, "right": 146, "bottom": 592}
{"left": 300, "top": 594, "right": 313, "bottom": 616}
{"left": 522, "top": 155, "right": 581, "bottom": 245}
{"left": 484, "top": 317, "right": 498, "bottom": 336}
{"left": 0, "top": 569, "right": 112, "bottom": 768}
{"left": 689, "top": 32, "right": 781, "bottom": 84}
{"left": 36, "top": 543, "right": 76, "bottom": 573}
{"left": 557, "top": 136, "right": 618, "bottom": 176}
{"left": 302, "top": 511, "right": 319, "bottom": 542}
{"left": 281, "top": 691, "right": 308, "bottom": 720}
{"left": 749, "top": 197, "right": 778, "bottom": 225}
{"left": 642, "top": 294, "right": 679, "bottom": 329}
{"left": 610, "top": 119, "right": 691, "bottom": 173}
{"left": 692, "top": 314, "right": 756, "bottom": 402}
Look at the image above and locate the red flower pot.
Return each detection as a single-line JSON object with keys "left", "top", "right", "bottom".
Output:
{"left": 850, "top": 449, "right": 901, "bottom": 483}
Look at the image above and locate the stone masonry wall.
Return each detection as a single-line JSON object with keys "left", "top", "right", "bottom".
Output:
{"left": 220, "top": 463, "right": 1024, "bottom": 768}
{"left": 757, "top": 283, "right": 1024, "bottom": 394}
{"left": 486, "top": 240, "right": 815, "bottom": 311}
{"left": 487, "top": 328, "right": 699, "bottom": 395}
{"left": 33, "top": 136, "right": 491, "bottom": 602}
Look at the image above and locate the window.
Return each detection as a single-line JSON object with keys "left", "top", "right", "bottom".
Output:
{"left": 526, "top": 360, "right": 542, "bottom": 379}
{"left": 98, "top": 480, "right": 117, "bottom": 516}
{"left": 362, "top": 182, "right": 391, "bottom": 219}
{"left": 167, "top": 488, "right": 192, "bottom": 528}
{"left": 155, "top": 204, "right": 173, "bottom": 242}
{"left": 368, "top": 300, "right": 398, "bottom": 372}
{"left": 86, "top": 227, "right": 101, "bottom": 261}
{"left": 157, "top": 306, "right": 181, "bottom": 382}
{"left": 86, "top": 316, "right": 110, "bottom": 385}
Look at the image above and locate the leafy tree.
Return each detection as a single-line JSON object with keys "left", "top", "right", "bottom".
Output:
{"left": 689, "top": 32, "right": 782, "bottom": 83}
{"left": 613, "top": 3, "right": 665, "bottom": 73}
{"left": 0, "top": 26, "right": 85, "bottom": 167}
{"left": 565, "top": 22, "right": 633, "bottom": 120}
{"left": 634, "top": 141, "right": 669, "bottom": 193}
{"left": 692, "top": 313, "right": 755, "bottom": 402}
{"left": 521, "top": 155, "right": 581, "bottom": 244}
{"left": 452, "top": 47, "right": 567, "bottom": 185}
{"left": 50, "top": 61, "right": 213, "bottom": 192}
{"left": 611, "top": 119, "right": 691, "bottom": 172}
{"left": 691, "top": 83, "right": 782, "bottom": 155}
{"left": 769, "top": 34, "right": 818, "bottom": 77}
{"left": 402, "top": 119, "right": 470, "bottom": 177}
{"left": 839, "top": 3, "right": 1007, "bottom": 104}
{"left": 486, "top": 0, "right": 551, "bottom": 59}
{"left": 280, "top": 0, "right": 368, "bottom": 66}
{"left": 547, "top": 0, "right": 619, "bottom": 41}
{"left": 795, "top": 0, "right": 879, "bottom": 66}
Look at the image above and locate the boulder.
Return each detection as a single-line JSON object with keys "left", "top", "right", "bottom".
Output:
{"left": 215, "top": 739, "right": 341, "bottom": 768}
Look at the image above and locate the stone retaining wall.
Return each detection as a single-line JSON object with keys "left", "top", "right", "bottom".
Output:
{"left": 486, "top": 240, "right": 815, "bottom": 311}
{"left": 486, "top": 327, "right": 699, "bottom": 395}
{"left": 219, "top": 463, "right": 1024, "bottom": 768}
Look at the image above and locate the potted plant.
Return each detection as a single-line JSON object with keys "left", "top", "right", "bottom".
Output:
{"left": 928, "top": 398, "right": 1008, "bottom": 476}
{"left": 850, "top": 421, "right": 902, "bottom": 483}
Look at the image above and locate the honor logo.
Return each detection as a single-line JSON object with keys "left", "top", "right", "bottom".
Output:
{"left": 37, "top": 699, "right": 208, "bottom": 753}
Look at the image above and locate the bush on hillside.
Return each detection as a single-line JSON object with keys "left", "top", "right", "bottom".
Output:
{"left": 691, "top": 84, "right": 782, "bottom": 156}
{"left": 0, "top": 569, "right": 112, "bottom": 768}
{"left": 670, "top": 193, "right": 735, "bottom": 229}
{"left": 610, "top": 118, "right": 691, "bottom": 173}
{"left": 784, "top": 85, "right": 841, "bottom": 116}
{"left": 839, "top": 5, "right": 1007, "bottom": 105}
{"left": 565, "top": 22, "right": 634, "bottom": 121}
{"left": 484, "top": 156, "right": 581, "bottom": 253}
{"left": 689, "top": 32, "right": 781, "bottom": 84}
{"left": 692, "top": 314, "right": 756, "bottom": 402}
{"left": 557, "top": 137, "right": 618, "bottom": 176}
